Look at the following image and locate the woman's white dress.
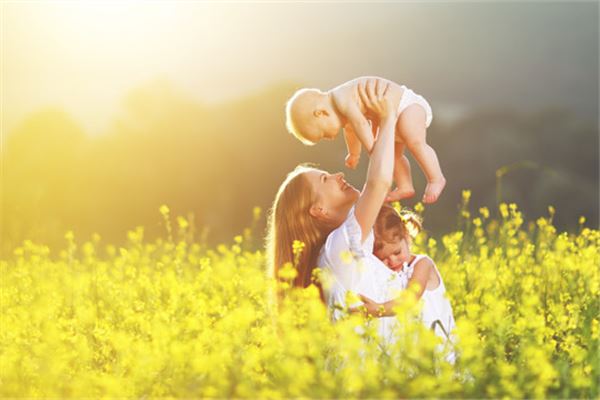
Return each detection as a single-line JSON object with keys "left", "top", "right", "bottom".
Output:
{"left": 317, "top": 206, "right": 405, "bottom": 344}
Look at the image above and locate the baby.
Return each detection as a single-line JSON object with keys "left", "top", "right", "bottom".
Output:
{"left": 285, "top": 76, "right": 446, "bottom": 203}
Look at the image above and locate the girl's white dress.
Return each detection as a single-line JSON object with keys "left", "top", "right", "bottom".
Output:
{"left": 396, "top": 254, "right": 456, "bottom": 342}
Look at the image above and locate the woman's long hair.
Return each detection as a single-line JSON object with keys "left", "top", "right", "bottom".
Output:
{"left": 265, "top": 165, "right": 334, "bottom": 299}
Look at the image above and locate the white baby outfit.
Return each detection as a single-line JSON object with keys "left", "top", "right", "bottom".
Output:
{"left": 398, "top": 85, "right": 433, "bottom": 128}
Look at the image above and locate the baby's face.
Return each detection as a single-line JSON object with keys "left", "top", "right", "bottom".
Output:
{"left": 318, "top": 112, "right": 342, "bottom": 140}
{"left": 302, "top": 110, "right": 341, "bottom": 144}
{"left": 374, "top": 235, "right": 411, "bottom": 272}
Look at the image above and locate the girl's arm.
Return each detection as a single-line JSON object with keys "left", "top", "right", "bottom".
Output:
{"left": 406, "top": 258, "right": 433, "bottom": 299}
{"left": 353, "top": 258, "right": 435, "bottom": 317}
{"left": 353, "top": 79, "right": 397, "bottom": 243}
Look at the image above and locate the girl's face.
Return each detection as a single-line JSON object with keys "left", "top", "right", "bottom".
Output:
{"left": 374, "top": 235, "right": 412, "bottom": 272}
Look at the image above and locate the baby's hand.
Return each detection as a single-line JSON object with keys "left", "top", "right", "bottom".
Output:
{"left": 345, "top": 153, "right": 360, "bottom": 169}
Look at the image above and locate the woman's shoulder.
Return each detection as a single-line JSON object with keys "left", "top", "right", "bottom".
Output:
{"left": 320, "top": 206, "right": 373, "bottom": 264}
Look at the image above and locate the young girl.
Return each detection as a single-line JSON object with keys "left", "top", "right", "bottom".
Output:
{"left": 285, "top": 77, "right": 446, "bottom": 204}
{"left": 362, "top": 204, "right": 456, "bottom": 348}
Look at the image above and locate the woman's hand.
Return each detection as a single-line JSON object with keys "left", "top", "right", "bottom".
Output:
{"left": 358, "top": 79, "right": 394, "bottom": 120}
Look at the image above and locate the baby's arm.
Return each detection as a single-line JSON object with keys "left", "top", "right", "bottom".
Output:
{"left": 346, "top": 106, "right": 375, "bottom": 154}
{"left": 343, "top": 124, "right": 361, "bottom": 169}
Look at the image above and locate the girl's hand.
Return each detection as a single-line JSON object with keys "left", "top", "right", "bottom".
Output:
{"left": 348, "top": 294, "right": 386, "bottom": 317}
{"left": 358, "top": 79, "right": 394, "bottom": 120}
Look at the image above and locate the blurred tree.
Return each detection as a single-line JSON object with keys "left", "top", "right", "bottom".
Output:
{"left": 2, "top": 109, "right": 86, "bottom": 255}
{"left": 1, "top": 81, "right": 597, "bottom": 258}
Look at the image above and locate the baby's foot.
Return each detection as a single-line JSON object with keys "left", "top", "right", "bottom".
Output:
{"left": 386, "top": 187, "right": 416, "bottom": 202}
{"left": 422, "top": 178, "right": 446, "bottom": 204}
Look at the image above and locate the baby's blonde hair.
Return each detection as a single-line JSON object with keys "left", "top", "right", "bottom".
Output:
{"left": 285, "top": 88, "right": 323, "bottom": 146}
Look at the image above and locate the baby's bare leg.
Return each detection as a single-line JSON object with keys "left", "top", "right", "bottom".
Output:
{"left": 398, "top": 104, "right": 446, "bottom": 204}
{"left": 386, "top": 141, "right": 416, "bottom": 201}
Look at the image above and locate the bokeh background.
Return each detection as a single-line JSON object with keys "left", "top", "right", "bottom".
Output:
{"left": 1, "top": 1, "right": 598, "bottom": 257}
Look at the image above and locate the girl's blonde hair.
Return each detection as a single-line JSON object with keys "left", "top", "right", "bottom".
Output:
{"left": 265, "top": 164, "right": 334, "bottom": 300}
{"left": 374, "top": 204, "right": 423, "bottom": 251}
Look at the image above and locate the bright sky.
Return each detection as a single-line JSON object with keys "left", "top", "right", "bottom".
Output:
{"left": 2, "top": 1, "right": 598, "bottom": 136}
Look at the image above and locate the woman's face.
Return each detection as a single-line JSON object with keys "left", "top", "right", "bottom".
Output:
{"left": 305, "top": 169, "right": 360, "bottom": 224}
{"left": 374, "top": 235, "right": 411, "bottom": 272}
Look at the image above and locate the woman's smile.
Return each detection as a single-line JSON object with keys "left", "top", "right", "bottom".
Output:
{"left": 340, "top": 177, "right": 356, "bottom": 192}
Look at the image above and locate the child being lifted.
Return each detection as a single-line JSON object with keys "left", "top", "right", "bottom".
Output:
{"left": 285, "top": 76, "right": 445, "bottom": 204}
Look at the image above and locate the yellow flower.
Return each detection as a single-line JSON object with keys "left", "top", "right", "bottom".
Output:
{"left": 340, "top": 250, "right": 353, "bottom": 264}
{"left": 292, "top": 240, "right": 305, "bottom": 255}
{"left": 253, "top": 206, "right": 262, "bottom": 221}
{"left": 462, "top": 189, "right": 471, "bottom": 202}
{"left": 278, "top": 262, "right": 298, "bottom": 281}
{"left": 479, "top": 207, "right": 490, "bottom": 219}
{"left": 177, "top": 216, "right": 189, "bottom": 229}
{"left": 414, "top": 202, "right": 425, "bottom": 214}
{"left": 499, "top": 203, "right": 509, "bottom": 218}
{"left": 2, "top": 194, "right": 598, "bottom": 398}
{"left": 159, "top": 204, "right": 170, "bottom": 216}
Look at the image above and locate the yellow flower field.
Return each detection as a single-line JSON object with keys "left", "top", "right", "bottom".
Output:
{"left": 1, "top": 198, "right": 598, "bottom": 398}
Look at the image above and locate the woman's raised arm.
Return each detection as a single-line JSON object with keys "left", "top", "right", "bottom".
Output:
{"left": 354, "top": 79, "right": 398, "bottom": 243}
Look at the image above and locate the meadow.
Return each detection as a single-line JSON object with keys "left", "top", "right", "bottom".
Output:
{"left": 1, "top": 193, "right": 598, "bottom": 398}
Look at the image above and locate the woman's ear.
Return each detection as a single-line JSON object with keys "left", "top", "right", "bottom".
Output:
{"left": 309, "top": 204, "right": 328, "bottom": 220}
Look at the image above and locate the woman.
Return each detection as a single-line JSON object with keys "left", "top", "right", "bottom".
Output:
{"left": 266, "top": 79, "right": 428, "bottom": 343}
